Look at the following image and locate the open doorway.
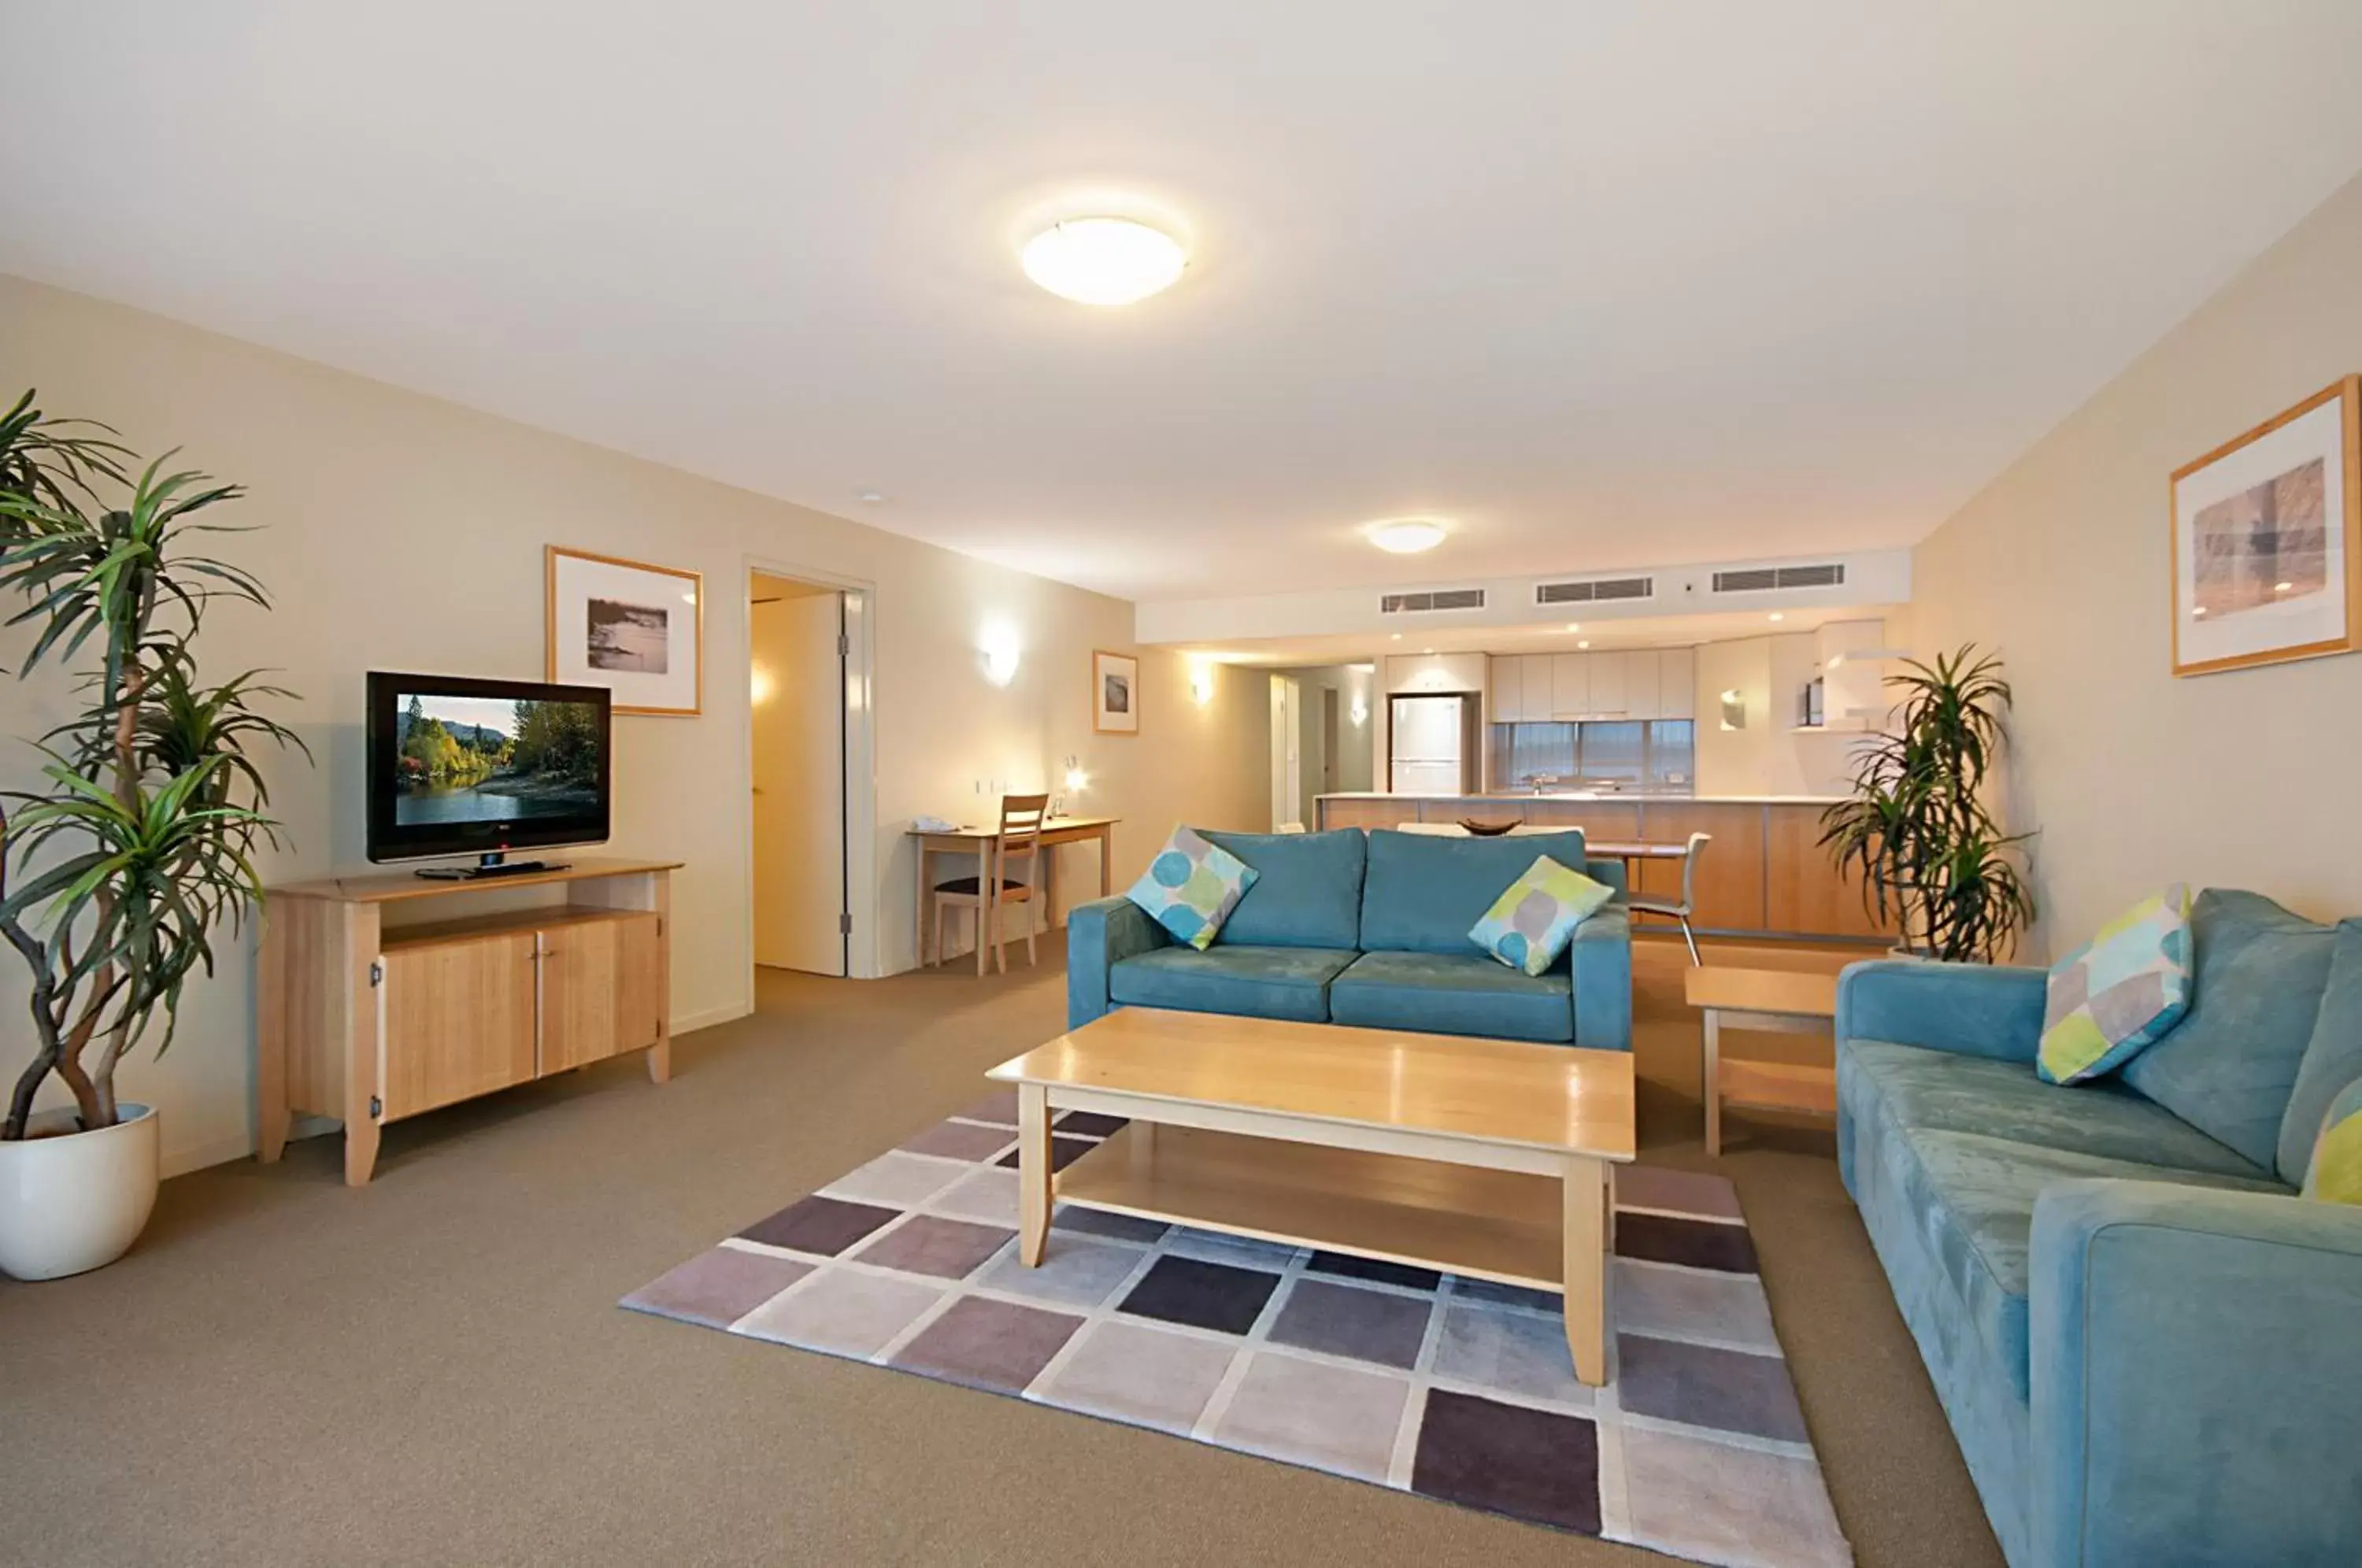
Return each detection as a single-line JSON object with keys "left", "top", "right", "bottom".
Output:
{"left": 750, "top": 571, "right": 849, "bottom": 977}
{"left": 1270, "top": 664, "right": 1375, "bottom": 830}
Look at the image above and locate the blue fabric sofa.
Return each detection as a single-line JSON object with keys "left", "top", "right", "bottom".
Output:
{"left": 1066, "top": 827, "right": 1634, "bottom": 1050}
{"left": 1836, "top": 890, "right": 2362, "bottom": 1568}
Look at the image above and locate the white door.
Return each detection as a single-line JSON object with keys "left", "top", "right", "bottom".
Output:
{"left": 1271, "top": 675, "right": 1302, "bottom": 828}
{"left": 752, "top": 589, "right": 846, "bottom": 975}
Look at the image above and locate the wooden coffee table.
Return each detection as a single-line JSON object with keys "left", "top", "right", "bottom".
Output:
{"left": 1685, "top": 966, "right": 1841, "bottom": 1156}
{"left": 985, "top": 1007, "right": 1637, "bottom": 1385}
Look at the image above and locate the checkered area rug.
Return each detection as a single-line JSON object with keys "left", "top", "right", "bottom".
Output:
{"left": 624, "top": 1088, "right": 1850, "bottom": 1568}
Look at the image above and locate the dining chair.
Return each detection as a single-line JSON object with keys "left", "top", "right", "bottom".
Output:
{"left": 1630, "top": 831, "right": 1712, "bottom": 965}
{"left": 931, "top": 793, "right": 1049, "bottom": 976}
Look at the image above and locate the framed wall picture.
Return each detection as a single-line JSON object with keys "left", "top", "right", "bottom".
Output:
{"left": 1093, "top": 649, "right": 1140, "bottom": 735}
{"left": 2171, "top": 376, "right": 2362, "bottom": 677}
{"left": 546, "top": 545, "right": 704, "bottom": 716}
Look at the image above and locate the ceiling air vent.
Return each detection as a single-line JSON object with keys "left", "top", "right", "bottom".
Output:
{"left": 1712, "top": 563, "right": 1846, "bottom": 594}
{"left": 1535, "top": 575, "right": 1653, "bottom": 605}
{"left": 1379, "top": 587, "right": 1486, "bottom": 614}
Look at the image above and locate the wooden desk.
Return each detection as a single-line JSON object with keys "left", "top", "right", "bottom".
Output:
{"left": 1684, "top": 967, "right": 1840, "bottom": 1156}
{"left": 909, "top": 814, "right": 1119, "bottom": 968}
{"left": 988, "top": 1006, "right": 1635, "bottom": 1385}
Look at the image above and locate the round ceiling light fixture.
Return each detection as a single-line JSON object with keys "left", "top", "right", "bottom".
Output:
{"left": 1022, "top": 217, "right": 1187, "bottom": 305}
{"left": 1364, "top": 518, "right": 1449, "bottom": 554}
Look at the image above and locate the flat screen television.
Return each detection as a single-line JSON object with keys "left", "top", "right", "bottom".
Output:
{"left": 365, "top": 671, "right": 612, "bottom": 876}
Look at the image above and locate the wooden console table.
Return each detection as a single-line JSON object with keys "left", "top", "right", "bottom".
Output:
{"left": 1685, "top": 966, "right": 1840, "bottom": 1156}
{"left": 257, "top": 857, "right": 679, "bottom": 1185}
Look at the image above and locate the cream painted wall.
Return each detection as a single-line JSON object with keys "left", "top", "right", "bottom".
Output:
{"left": 0, "top": 275, "right": 1268, "bottom": 1174}
{"left": 1913, "top": 169, "right": 2362, "bottom": 955}
{"left": 1691, "top": 634, "right": 1868, "bottom": 797}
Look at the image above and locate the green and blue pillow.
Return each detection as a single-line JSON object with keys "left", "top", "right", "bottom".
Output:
{"left": 2303, "top": 1078, "right": 2362, "bottom": 1206}
{"left": 1127, "top": 826, "right": 1257, "bottom": 951}
{"left": 2037, "top": 884, "right": 2192, "bottom": 1085}
{"left": 1469, "top": 854, "right": 1615, "bottom": 977}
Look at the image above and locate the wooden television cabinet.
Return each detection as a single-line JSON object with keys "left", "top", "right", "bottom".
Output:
{"left": 256, "top": 858, "right": 679, "bottom": 1185}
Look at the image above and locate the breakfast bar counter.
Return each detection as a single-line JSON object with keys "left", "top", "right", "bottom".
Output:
{"left": 1314, "top": 793, "right": 1890, "bottom": 943}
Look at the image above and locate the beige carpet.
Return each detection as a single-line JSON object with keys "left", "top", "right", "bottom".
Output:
{"left": 0, "top": 935, "right": 2004, "bottom": 1568}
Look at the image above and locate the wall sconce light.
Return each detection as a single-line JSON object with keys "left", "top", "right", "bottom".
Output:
{"left": 1187, "top": 660, "right": 1216, "bottom": 706}
{"left": 1349, "top": 699, "right": 1368, "bottom": 726}
{"left": 979, "top": 623, "right": 1021, "bottom": 687}
{"left": 1062, "top": 753, "right": 1089, "bottom": 793}
{"left": 1719, "top": 688, "right": 1746, "bottom": 731}
{"left": 749, "top": 664, "right": 776, "bottom": 707}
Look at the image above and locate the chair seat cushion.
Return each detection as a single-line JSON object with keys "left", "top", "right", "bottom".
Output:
{"left": 1327, "top": 950, "right": 1573, "bottom": 1042}
{"left": 935, "top": 877, "right": 1027, "bottom": 896}
{"left": 1109, "top": 945, "right": 1357, "bottom": 1024}
{"left": 1841, "top": 1039, "right": 2286, "bottom": 1400}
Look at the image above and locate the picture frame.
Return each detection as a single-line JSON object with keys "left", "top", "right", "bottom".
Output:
{"left": 2170, "top": 376, "right": 2362, "bottom": 677}
{"left": 546, "top": 545, "right": 705, "bottom": 716}
{"left": 1092, "top": 649, "right": 1139, "bottom": 736}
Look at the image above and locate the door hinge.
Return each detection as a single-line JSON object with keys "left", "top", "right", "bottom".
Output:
{"left": 657, "top": 917, "right": 665, "bottom": 938}
{"left": 837, "top": 632, "right": 850, "bottom": 659}
{"left": 369, "top": 1095, "right": 383, "bottom": 1119}
{"left": 839, "top": 911, "right": 853, "bottom": 935}
{"left": 368, "top": 960, "right": 384, "bottom": 987}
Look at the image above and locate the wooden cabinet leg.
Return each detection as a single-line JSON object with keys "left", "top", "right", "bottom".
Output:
{"left": 1016, "top": 1083, "right": 1051, "bottom": 1266}
{"left": 1562, "top": 1156, "right": 1608, "bottom": 1386}
{"left": 645, "top": 1038, "right": 671, "bottom": 1084}
{"left": 344, "top": 1116, "right": 380, "bottom": 1189}
{"left": 1703, "top": 1009, "right": 1723, "bottom": 1156}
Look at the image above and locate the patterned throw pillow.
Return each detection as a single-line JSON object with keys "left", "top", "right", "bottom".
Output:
{"left": 2037, "top": 884, "right": 2194, "bottom": 1086}
{"left": 1127, "top": 827, "right": 1258, "bottom": 951}
{"left": 1468, "top": 855, "right": 1615, "bottom": 977}
{"left": 2303, "top": 1079, "right": 2362, "bottom": 1205}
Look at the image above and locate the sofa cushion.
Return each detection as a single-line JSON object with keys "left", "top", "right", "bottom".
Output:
{"left": 1357, "top": 829, "right": 1587, "bottom": 956}
{"left": 1327, "top": 949, "right": 1573, "bottom": 1042}
{"left": 1846, "top": 1039, "right": 2266, "bottom": 1181}
{"left": 2120, "top": 889, "right": 2338, "bottom": 1170}
{"left": 1840, "top": 1040, "right": 2286, "bottom": 1401}
{"left": 2036, "top": 884, "right": 2191, "bottom": 1085}
{"left": 2304, "top": 1078, "right": 2362, "bottom": 1204}
{"left": 1198, "top": 828, "right": 1365, "bottom": 950}
{"left": 1468, "top": 854, "right": 1615, "bottom": 976}
{"left": 1108, "top": 945, "right": 1357, "bottom": 1025}
{"left": 1125, "top": 827, "right": 1257, "bottom": 950}
{"left": 2280, "top": 918, "right": 2362, "bottom": 1185}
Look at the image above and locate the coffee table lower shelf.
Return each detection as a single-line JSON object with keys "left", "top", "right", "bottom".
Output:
{"left": 1057, "top": 1124, "right": 1567, "bottom": 1292}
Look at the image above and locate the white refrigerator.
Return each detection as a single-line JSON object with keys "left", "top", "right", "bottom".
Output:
{"left": 1389, "top": 693, "right": 1476, "bottom": 794}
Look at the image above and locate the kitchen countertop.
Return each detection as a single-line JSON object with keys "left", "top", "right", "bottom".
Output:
{"left": 1316, "top": 791, "right": 1850, "bottom": 806}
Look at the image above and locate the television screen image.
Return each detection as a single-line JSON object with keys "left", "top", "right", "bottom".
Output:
{"left": 365, "top": 671, "right": 612, "bottom": 866}
{"left": 392, "top": 692, "right": 604, "bottom": 827}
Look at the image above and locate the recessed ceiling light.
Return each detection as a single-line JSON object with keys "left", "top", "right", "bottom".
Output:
{"left": 1364, "top": 518, "right": 1449, "bottom": 554}
{"left": 1021, "top": 218, "right": 1187, "bottom": 305}
{"left": 857, "top": 490, "right": 886, "bottom": 504}
{"left": 1390, "top": 633, "right": 1403, "bottom": 641}
{"left": 1577, "top": 640, "right": 1590, "bottom": 649}
{"left": 2275, "top": 581, "right": 2294, "bottom": 593}
{"left": 1768, "top": 612, "right": 1786, "bottom": 623}
{"left": 1564, "top": 623, "right": 1580, "bottom": 633}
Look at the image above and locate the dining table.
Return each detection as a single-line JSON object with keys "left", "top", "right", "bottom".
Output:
{"left": 909, "top": 813, "right": 1121, "bottom": 967}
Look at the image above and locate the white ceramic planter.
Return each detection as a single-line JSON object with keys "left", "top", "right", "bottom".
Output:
{"left": 0, "top": 1102, "right": 159, "bottom": 1281}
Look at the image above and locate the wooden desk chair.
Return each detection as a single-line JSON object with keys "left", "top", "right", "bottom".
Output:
{"left": 1630, "top": 830, "right": 1712, "bottom": 964}
{"left": 932, "top": 793, "right": 1048, "bottom": 976}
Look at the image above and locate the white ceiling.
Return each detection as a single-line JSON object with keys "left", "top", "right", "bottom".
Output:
{"left": 6, "top": 4, "right": 2362, "bottom": 605}
{"left": 1181, "top": 605, "right": 1891, "bottom": 668}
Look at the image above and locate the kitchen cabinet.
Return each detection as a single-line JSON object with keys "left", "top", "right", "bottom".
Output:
{"left": 1517, "top": 655, "right": 1552, "bottom": 721}
{"left": 1586, "top": 652, "right": 1630, "bottom": 716}
{"left": 1657, "top": 648, "right": 1696, "bottom": 720}
{"left": 1386, "top": 652, "right": 1487, "bottom": 695}
{"left": 1489, "top": 656, "right": 1521, "bottom": 723}
{"left": 1623, "top": 651, "right": 1661, "bottom": 720}
{"left": 1549, "top": 653, "right": 1589, "bottom": 718}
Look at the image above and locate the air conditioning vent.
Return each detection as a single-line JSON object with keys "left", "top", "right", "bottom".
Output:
{"left": 1379, "top": 587, "right": 1486, "bottom": 614}
{"left": 1535, "top": 575, "right": 1653, "bottom": 605}
{"left": 1712, "top": 563, "right": 1846, "bottom": 594}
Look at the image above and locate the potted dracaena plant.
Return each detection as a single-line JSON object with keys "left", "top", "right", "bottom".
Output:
{"left": 0, "top": 390, "right": 305, "bottom": 1280}
{"left": 1817, "top": 643, "right": 2034, "bottom": 963}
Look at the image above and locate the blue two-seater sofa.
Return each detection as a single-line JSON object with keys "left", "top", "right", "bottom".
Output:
{"left": 1067, "top": 827, "right": 1634, "bottom": 1050}
{"left": 1836, "top": 889, "right": 2362, "bottom": 1568}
